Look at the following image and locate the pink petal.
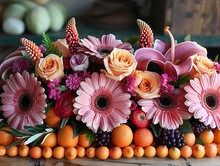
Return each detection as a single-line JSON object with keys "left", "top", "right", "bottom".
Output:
{"left": 75, "top": 93, "right": 91, "bottom": 105}
{"left": 146, "top": 107, "right": 158, "bottom": 119}
{"left": 190, "top": 78, "right": 202, "bottom": 94}
{"left": 80, "top": 81, "right": 95, "bottom": 95}
{"left": 210, "top": 73, "right": 219, "bottom": 88}
{"left": 200, "top": 74, "right": 209, "bottom": 90}
{"left": 154, "top": 39, "right": 171, "bottom": 54}
{"left": 10, "top": 115, "right": 21, "bottom": 129}
{"left": 82, "top": 111, "right": 95, "bottom": 125}
{"left": 78, "top": 105, "right": 90, "bottom": 115}
{"left": 92, "top": 114, "right": 101, "bottom": 132}
{"left": 100, "top": 116, "right": 109, "bottom": 131}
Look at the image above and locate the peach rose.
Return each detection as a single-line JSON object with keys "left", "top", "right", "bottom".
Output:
{"left": 134, "top": 70, "right": 161, "bottom": 99}
{"left": 101, "top": 48, "right": 137, "bottom": 81}
{"left": 35, "top": 54, "right": 64, "bottom": 82}
{"left": 190, "top": 55, "right": 216, "bottom": 78}
{"left": 54, "top": 39, "right": 71, "bottom": 57}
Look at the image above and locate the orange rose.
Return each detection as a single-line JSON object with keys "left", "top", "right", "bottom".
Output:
{"left": 101, "top": 48, "right": 137, "bottom": 81}
{"left": 35, "top": 54, "right": 64, "bottom": 82}
{"left": 190, "top": 55, "right": 216, "bottom": 78}
{"left": 54, "top": 39, "right": 71, "bottom": 57}
{"left": 134, "top": 70, "right": 161, "bottom": 99}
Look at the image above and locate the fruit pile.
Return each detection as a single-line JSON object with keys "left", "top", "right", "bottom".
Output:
{"left": 1, "top": 115, "right": 220, "bottom": 160}
{"left": 1, "top": 0, "right": 67, "bottom": 35}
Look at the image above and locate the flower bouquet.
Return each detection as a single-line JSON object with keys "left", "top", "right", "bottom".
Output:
{"left": 0, "top": 17, "right": 220, "bottom": 160}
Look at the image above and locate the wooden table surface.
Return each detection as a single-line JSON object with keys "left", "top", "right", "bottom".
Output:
{"left": 0, "top": 156, "right": 220, "bottom": 166}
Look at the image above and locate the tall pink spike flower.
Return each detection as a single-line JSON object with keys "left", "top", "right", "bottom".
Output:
{"left": 20, "top": 38, "right": 43, "bottom": 63}
{"left": 65, "top": 17, "right": 80, "bottom": 54}
{"left": 137, "top": 19, "right": 154, "bottom": 48}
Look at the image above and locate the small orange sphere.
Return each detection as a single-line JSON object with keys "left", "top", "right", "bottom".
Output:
{"left": 18, "top": 145, "right": 29, "bottom": 157}
{"left": 111, "top": 124, "right": 133, "bottom": 148}
{"left": 109, "top": 146, "right": 122, "bottom": 160}
{"left": 168, "top": 147, "right": 181, "bottom": 160}
{"left": 42, "top": 147, "right": 53, "bottom": 159}
{"left": 133, "top": 128, "right": 153, "bottom": 147}
{"left": 78, "top": 133, "right": 91, "bottom": 148}
{"left": 29, "top": 146, "right": 42, "bottom": 159}
{"left": 192, "top": 144, "right": 205, "bottom": 159}
{"left": 180, "top": 145, "right": 192, "bottom": 158}
{"left": 86, "top": 147, "right": 96, "bottom": 158}
{"left": 122, "top": 146, "right": 134, "bottom": 158}
{"left": 95, "top": 146, "right": 109, "bottom": 160}
{"left": 65, "top": 147, "right": 77, "bottom": 160}
{"left": 156, "top": 145, "right": 168, "bottom": 158}
{"left": 200, "top": 130, "right": 214, "bottom": 144}
{"left": 205, "top": 143, "right": 217, "bottom": 158}
{"left": 144, "top": 146, "right": 156, "bottom": 158}
{"left": 134, "top": 146, "right": 144, "bottom": 158}
{"left": 213, "top": 128, "right": 220, "bottom": 144}
{"left": 76, "top": 146, "right": 85, "bottom": 158}
{"left": 184, "top": 133, "right": 196, "bottom": 147}
{"left": 6, "top": 146, "right": 18, "bottom": 157}
{"left": 0, "top": 146, "right": 6, "bottom": 156}
{"left": 53, "top": 146, "right": 65, "bottom": 159}
{"left": 57, "top": 125, "right": 79, "bottom": 148}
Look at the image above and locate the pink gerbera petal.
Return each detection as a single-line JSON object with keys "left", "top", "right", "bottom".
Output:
{"left": 0, "top": 71, "right": 47, "bottom": 130}
{"left": 73, "top": 72, "right": 131, "bottom": 133}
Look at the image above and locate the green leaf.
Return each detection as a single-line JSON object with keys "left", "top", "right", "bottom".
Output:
{"left": 150, "top": 123, "right": 162, "bottom": 137}
{"left": 24, "top": 133, "right": 44, "bottom": 145}
{"left": 184, "top": 34, "right": 191, "bottom": 41}
{"left": 1, "top": 128, "right": 23, "bottom": 137}
{"left": 179, "top": 120, "right": 193, "bottom": 134}
{"left": 59, "top": 117, "right": 69, "bottom": 129}
{"left": 81, "top": 128, "right": 95, "bottom": 144}
{"left": 42, "top": 33, "right": 62, "bottom": 56}
{"left": 124, "top": 36, "right": 139, "bottom": 45}
{"left": 45, "top": 101, "right": 55, "bottom": 113}
{"left": 173, "top": 75, "right": 190, "bottom": 87}
{"left": 69, "top": 119, "right": 82, "bottom": 138}
{"left": 58, "top": 85, "right": 67, "bottom": 91}
{"left": 45, "top": 128, "right": 53, "bottom": 132}
{"left": 214, "top": 55, "right": 219, "bottom": 62}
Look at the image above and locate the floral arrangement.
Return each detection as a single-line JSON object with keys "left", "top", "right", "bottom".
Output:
{"left": 0, "top": 17, "right": 220, "bottom": 160}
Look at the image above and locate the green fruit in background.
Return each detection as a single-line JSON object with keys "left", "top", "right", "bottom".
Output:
{"left": 25, "top": 6, "right": 51, "bottom": 35}
{"left": 2, "top": 17, "right": 25, "bottom": 35}
{"left": 50, "top": 1, "right": 68, "bottom": 20}
{"left": 3, "top": 3, "right": 27, "bottom": 20}
{"left": 18, "top": 0, "right": 38, "bottom": 10}
{"left": 45, "top": 2, "right": 65, "bottom": 32}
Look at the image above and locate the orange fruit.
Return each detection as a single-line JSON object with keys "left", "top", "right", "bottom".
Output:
{"left": 78, "top": 133, "right": 91, "bottom": 148}
{"left": 0, "top": 127, "right": 14, "bottom": 146}
{"left": 130, "top": 143, "right": 136, "bottom": 149}
{"left": 95, "top": 146, "right": 109, "bottom": 160}
{"left": 144, "top": 145, "right": 156, "bottom": 158}
{"left": 156, "top": 145, "right": 168, "bottom": 158}
{"left": 41, "top": 132, "right": 57, "bottom": 148}
{"left": 45, "top": 107, "right": 61, "bottom": 128}
{"left": 111, "top": 124, "right": 133, "bottom": 148}
{"left": 57, "top": 125, "right": 79, "bottom": 148}
{"left": 6, "top": 146, "right": 18, "bottom": 157}
{"left": 42, "top": 147, "right": 52, "bottom": 159}
{"left": 200, "top": 130, "right": 214, "bottom": 144}
{"left": 133, "top": 128, "right": 153, "bottom": 147}
{"left": 192, "top": 144, "right": 205, "bottom": 159}
{"left": 0, "top": 146, "right": 6, "bottom": 156}
{"left": 180, "top": 145, "right": 192, "bottom": 158}
{"left": 134, "top": 146, "right": 144, "bottom": 158}
{"left": 65, "top": 147, "right": 77, "bottom": 160}
{"left": 213, "top": 128, "right": 220, "bottom": 144}
{"left": 168, "top": 147, "right": 181, "bottom": 160}
{"left": 76, "top": 146, "right": 85, "bottom": 158}
{"left": 18, "top": 145, "right": 29, "bottom": 157}
{"left": 86, "top": 147, "right": 96, "bottom": 158}
{"left": 205, "top": 143, "right": 217, "bottom": 158}
{"left": 217, "top": 144, "right": 220, "bottom": 155}
{"left": 109, "top": 146, "right": 122, "bottom": 160}
{"left": 53, "top": 146, "right": 65, "bottom": 159}
{"left": 29, "top": 146, "right": 42, "bottom": 159}
{"left": 122, "top": 146, "right": 134, "bottom": 158}
{"left": 184, "top": 133, "right": 196, "bottom": 147}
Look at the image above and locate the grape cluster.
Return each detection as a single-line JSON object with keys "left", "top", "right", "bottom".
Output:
{"left": 93, "top": 129, "right": 111, "bottom": 147}
{"left": 189, "top": 118, "right": 212, "bottom": 135}
{"left": 156, "top": 129, "right": 185, "bottom": 148}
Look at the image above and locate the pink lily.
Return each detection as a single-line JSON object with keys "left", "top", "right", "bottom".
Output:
{"left": 134, "top": 27, "right": 207, "bottom": 76}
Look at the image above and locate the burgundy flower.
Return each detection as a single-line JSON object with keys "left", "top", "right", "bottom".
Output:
{"left": 54, "top": 91, "right": 75, "bottom": 118}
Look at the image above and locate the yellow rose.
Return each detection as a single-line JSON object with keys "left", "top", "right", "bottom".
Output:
{"left": 101, "top": 48, "right": 137, "bottom": 81}
{"left": 134, "top": 70, "right": 161, "bottom": 99}
{"left": 35, "top": 54, "right": 64, "bottom": 82}
{"left": 53, "top": 39, "right": 71, "bottom": 57}
{"left": 190, "top": 55, "right": 216, "bottom": 78}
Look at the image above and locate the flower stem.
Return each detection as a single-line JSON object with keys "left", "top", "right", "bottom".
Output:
{"left": 164, "top": 26, "right": 175, "bottom": 63}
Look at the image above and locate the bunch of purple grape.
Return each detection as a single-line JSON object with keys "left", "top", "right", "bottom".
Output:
{"left": 189, "top": 118, "right": 212, "bottom": 135}
{"left": 156, "top": 128, "right": 185, "bottom": 148}
{"left": 93, "top": 129, "right": 111, "bottom": 147}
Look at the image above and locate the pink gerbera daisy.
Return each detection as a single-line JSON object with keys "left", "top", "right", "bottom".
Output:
{"left": 138, "top": 89, "right": 191, "bottom": 129}
{"left": 73, "top": 72, "right": 131, "bottom": 133}
{"left": 79, "top": 34, "right": 133, "bottom": 64}
{"left": 0, "top": 71, "right": 47, "bottom": 130}
{"left": 184, "top": 73, "right": 220, "bottom": 129}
